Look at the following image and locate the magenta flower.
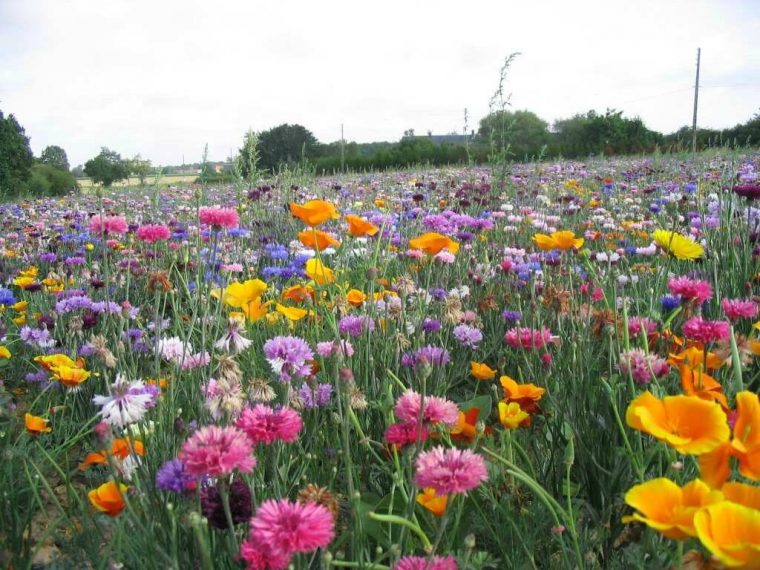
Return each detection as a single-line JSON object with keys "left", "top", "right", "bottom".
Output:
{"left": 236, "top": 405, "right": 303, "bottom": 445}
{"left": 199, "top": 206, "right": 240, "bottom": 230}
{"left": 249, "top": 499, "right": 334, "bottom": 558}
{"left": 394, "top": 390, "right": 458, "bottom": 426}
{"left": 136, "top": 224, "right": 171, "bottom": 243}
{"left": 240, "top": 540, "right": 290, "bottom": 570}
{"left": 721, "top": 298, "right": 758, "bottom": 322}
{"left": 89, "top": 215, "right": 128, "bottom": 235}
{"left": 682, "top": 317, "right": 730, "bottom": 345}
{"left": 384, "top": 422, "right": 429, "bottom": 448}
{"left": 627, "top": 316, "right": 657, "bottom": 338}
{"left": 667, "top": 276, "right": 713, "bottom": 305}
{"left": 414, "top": 446, "right": 488, "bottom": 495}
{"left": 179, "top": 425, "right": 256, "bottom": 478}
{"left": 504, "top": 326, "right": 558, "bottom": 350}
{"left": 394, "top": 556, "right": 458, "bottom": 570}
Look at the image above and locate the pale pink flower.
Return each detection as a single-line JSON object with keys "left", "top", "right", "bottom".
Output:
{"left": 414, "top": 446, "right": 488, "bottom": 494}
{"left": 394, "top": 390, "right": 459, "bottom": 426}
{"left": 90, "top": 215, "right": 128, "bottom": 235}
{"left": 180, "top": 425, "right": 256, "bottom": 478}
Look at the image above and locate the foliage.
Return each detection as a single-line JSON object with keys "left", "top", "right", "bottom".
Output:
{"left": 0, "top": 110, "right": 34, "bottom": 198}
{"left": 128, "top": 154, "right": 153, "bottom": 186}
{"left": 258, "top": 124, "right": 318, "bottom": 172}
{"left": 237, "top": 129, "right": 260, "bottom": 184}
{"left": 84, "top": 147, "right": 130, "bottom": 187}
{"left": 39, "top": 145, "right": 70, "bottom": 172}
{"left": 478, "top": 110, "right": 551, "bottom": 161}
{"left": 26, "top": 163, "right": 77, "bottom": 196}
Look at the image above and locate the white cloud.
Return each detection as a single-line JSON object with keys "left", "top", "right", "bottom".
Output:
{"left": 1, "top": 0, "right": 758, "bottom": 166}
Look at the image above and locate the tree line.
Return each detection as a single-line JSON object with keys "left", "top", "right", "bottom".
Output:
{"left": 2, "top": 105, "right": 759, "bottom": 196}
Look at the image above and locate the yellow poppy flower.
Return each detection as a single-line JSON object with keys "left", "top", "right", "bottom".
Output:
{"left": 215, "top": 279, "right": 267, "bottom": 308}
{"left": 694, "top": 501, "right": 760, "bottom": 567}
{"left": 532, "top": 230, "right": 584, "bottom": 252}
{"left": 470, "top": 362, "right": 497, "bottom": 381}
{"left": 498, "top": 401, "right": 529, "bottom": 429}
{"left": 626, "top": 391, "right": 729, "bottom": 455}
{"left": 623, "top": 478, "right": 722, "bottom": 540}
{"left": 275, "top": 304, "right": 310, "bottom": 321}
{"left": 305, "top": 258, "right": 334, "bottom": 285}
{"left": 0, "top": 346, "right": 10, "bottom": 359}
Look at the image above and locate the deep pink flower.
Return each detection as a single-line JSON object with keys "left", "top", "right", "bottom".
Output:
{"left": 179, "top": 425, "right": 256, "bottom": 477}
{"left": 394, "top": 390, "right": 459, "bottom": 426}
{"left": 682, "top": 317, "right": 730, "bottom": 345}
{"left": 504, "top": 326, "right": 558, "bottom": 350}
{"left": 414, "top": 446, "right": 488, "bottom": 495}
{"left": 240, "top": 540, "right": 289, "bottom": 570}
{"left": 236, "top": 405, "right": 303, "bottom": 445}
{"left": 721, "top": 298, "right": 758, "bottom": 322}
{"left": 394, "top": 556, "right": 458, "bottom": 570}
{"left": 249, "top": 499, "right": 335, "bottom": 558}
{"left": 384, "top": 422, "right": 429, "bottom": 448}
{"left": 136, "top": 224, "right": 171, "bottom": 243}
{"left": 90, "top": 215, "right": 128, "bottom": 235}
{"left": 667, "top": 276, "right": 713, "bottom": 304}
{"left": 199, "top": 206, "right": 240, "bottom": 229}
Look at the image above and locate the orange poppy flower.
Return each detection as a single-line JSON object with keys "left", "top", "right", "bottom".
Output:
{"left": 416, "top": 488, "right": 448, "bottom": 516}
{"left": 451, "top": 408, "right": 480, "bottom": 442}
{"left": 289, "top": 200, "right": 339, "bottom": 227}
{"left": 721, "top": 482, "right": 760, "bottom": 510}
{"left": 699, "top": 391, "right": 760, "bottom": 488}
{"left": 0, "top": 346, "right": 10, "bottom": 359}
{"left": 500, "top": 375, "right": 545, "bottom": 415}
{"left": 305, "top": 258, "right": 334, "bottom": 285}
{"left": 694, "top": 501, "right": 760, "bottom": 568}
{"left": 623, "top": 478, "right": 722, "bottom": 540}
{"left": 668, "top": 346, "right": 723, "bottom": 371}
{"left": 345, "top": 214, "right": 379, "bottom": 237}
{"left": 498, "top": 402, "right": 529, "bottom": 429}
{"left": 346, "top": 289, "right": 367, "bottom": 308}
{"left": 240, "top": 298, "right": 270, "bottom": 322}
{"left": 408, "top": 232, "right": 460, "bottom": 256}
{"left": 470, "top": 362, "right": 496, "bottom": 381}
{"left": 679, "top": 367, "right": 728, "bottom": 410}
{"left": 25, "top": 413, "right": 51, "bottom": 434}
{"left": 626, "top": 391, "right": 730, "bottom": 455}
{"left": 298, "top": 229, "right": 340, "bottom": 251}
{"left": 282, "top": 285, "right": 314, "bottom": 303}
{"left": 80, "top": 438, "right": 145, "bottom": 470}
{"left": 88, "top": 481, "right": 128, "bottom": 517}
{"left": 532, "top": 230, "right": 584, "bottom": 252}
{"left": 34, "top": 353, "right": 82, "bottom": 372}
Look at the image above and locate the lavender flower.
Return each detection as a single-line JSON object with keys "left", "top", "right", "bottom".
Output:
{"left": 453, "top": 324, "right": 483, "bottom": 349}
{"left": 263, "top": 336, "right": 314, "bottom": 383}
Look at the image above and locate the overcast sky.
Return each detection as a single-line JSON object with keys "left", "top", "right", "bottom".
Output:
{"left": 1, "top": 0, "right": 759, "bottom": 167}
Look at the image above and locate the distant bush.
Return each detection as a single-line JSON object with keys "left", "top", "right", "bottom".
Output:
{"left": 196, "top": 172, "right": 237, "bottom": 184}
{"left": 27, "top": 163, "right": 78, "bottom": 196}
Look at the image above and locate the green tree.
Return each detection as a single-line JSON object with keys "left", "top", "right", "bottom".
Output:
{"left": 128, "top": 154, "right": 152, "bottom": 186}
{"left": 84, "top": 147, "right": 129, "bottom": 187}
{"left": 40, "top": 145, "right": 70, "bottom": 171}
{"left": 258, "top": 124, "right": 318, "bottom": 172}
{"left": 478, "top": 110, "right": 551, "bottom": 160}
{"left": 0, "top": 110, "right": 34, "bottom": 197}
{"left": 27, "top": 164, "right": 77, "bottom": 196}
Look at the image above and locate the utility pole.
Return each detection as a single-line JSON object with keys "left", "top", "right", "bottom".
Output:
{"left": 691, "top": 47, "right": 701, "bottom": 153}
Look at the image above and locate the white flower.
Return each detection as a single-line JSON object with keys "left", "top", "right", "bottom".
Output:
{"left": 92, "top": 375, "right": 155, "bottom": 428}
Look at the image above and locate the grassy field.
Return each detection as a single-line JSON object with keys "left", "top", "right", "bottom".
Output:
{"left": 76, "top": 174, "right": 199, "bottom": 188}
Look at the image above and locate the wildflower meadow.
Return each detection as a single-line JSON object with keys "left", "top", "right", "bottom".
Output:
{"left": 2, "top": 151, "right": 760, "bottom": 570}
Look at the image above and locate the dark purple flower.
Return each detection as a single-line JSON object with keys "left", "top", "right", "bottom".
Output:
{"left": 200, "top": 479, "right": 252, "bottom": 529}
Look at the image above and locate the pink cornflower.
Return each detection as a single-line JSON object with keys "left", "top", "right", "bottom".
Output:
{"left": 394, "top": 556, "right": 458, "bottom": 570}
{"left": 394, "top": 390, "right": 459, "bottom": 426}
{"left": 384, "top": 422, "right": 429, "bottom": 448}
{"left": 628, "top": 317, "right": 657, "bottom": 338}
{"left": 249, "top": 499, "right": 335, "bottom": 558}
{"left": 240, "top": 541, "right": 289, "bottom": 570}
{"left": 90, "top": 215, "right": 128, "bottom": 235}
{"left": 199, "top": 206, "right": 240, "bottom": 230}
{"left": 414, "top": 446, "right": 488, "bottom": 495}
{"left": 136, "top": 224, "right": 171, "bottom": 243}
{"left": 236, "top": 404, "right": 303, "bottom": 445}
{"left": 179, "top": 425, "right": 256, "bottom": 478}
{"left": 682, "top": 317, "right": 730, "bottom": 345}
{"left": 667, "top": 276, "right": 713, "bottom": 305}
{"left": 504, "top": 326, "right": 558, "bottom": 350}
{"left": 618, "top": 349, "right": 669, "bottom": 385}
{"left": 721, "top": 298, "right": 758, "bottom": 322}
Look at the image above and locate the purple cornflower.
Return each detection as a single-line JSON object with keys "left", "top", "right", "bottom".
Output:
{"left": 501, "top": 310, "right": 522, "bottom": 322}
{"left": 338, "top": 315, "right": 375, "bottom": 337}
{"left": 421, "top": 318, "right": 442, "bottom": 334}
{"left": 453, "top": 324, "right": 483, "bottom": 349}
{"left": 409, "top": 345, "right": 451, "bottom": 367}
{"left": 298, "top": 383, "right": 333, "bottom": 409}
{"left": 263, "top": 336, "right": 314, "bottom": 383}
{"left": 155, "top": 459, "right": 195, "bottom": 493}
{"left": 39, "top": 253, "right": 57, "bottom": 263}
